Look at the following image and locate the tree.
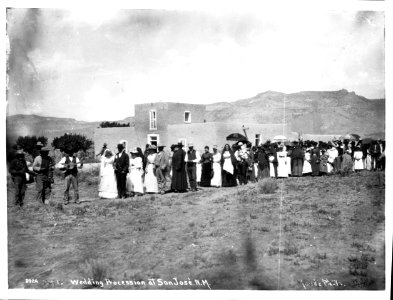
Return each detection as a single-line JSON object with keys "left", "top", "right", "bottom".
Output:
{"left": 99, "top": 121, "right": 130, "bottom": 128}
{"left": 16, "top": 135, "right": 48, "bottom": 155}
{"left": 52, "top": 133, "right": 93, "bottom": 154}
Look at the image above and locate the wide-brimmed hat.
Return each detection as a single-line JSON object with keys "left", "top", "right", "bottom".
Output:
{"left": 149, "top": 145, "right": 157, "bottom": 150}
{"left": 36, "top": 141, "right": 44, "bottom": 147}
{"left": 130, "top": 147, "right": 138, "bottom": 154}
{"left": 15, "top": 145, "right": 24, "bottom": 154}
{"left": 158, "top": 143, "right": 165, "bottom": 148}
{"left": 188, "top": 142, "right": 194, "bottom": 147}
{"left": 40, "top": 146, "right": 50, "bottom": 152}
{"left": 177, "top": 142, "right": 184, "bottom": 147}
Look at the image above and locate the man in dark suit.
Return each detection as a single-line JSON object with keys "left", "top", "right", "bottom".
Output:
{"left": 114, "top": 143, "right": 129, "bottom": 198}
{"left": 370, "top": 141, "right": 381, "bottom": 171}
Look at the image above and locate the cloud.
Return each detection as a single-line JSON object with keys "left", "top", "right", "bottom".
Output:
{"left": 6, "top": 9, "right": 385, "bottom": 121}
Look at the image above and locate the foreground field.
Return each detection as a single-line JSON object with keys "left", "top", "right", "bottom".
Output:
{"left": 7, "top": 171, "right": 385, "bottom": 290}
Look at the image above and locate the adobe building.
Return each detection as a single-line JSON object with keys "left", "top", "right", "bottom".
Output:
{"left": 94, "top": 101, "right": 297, "bottom": 154}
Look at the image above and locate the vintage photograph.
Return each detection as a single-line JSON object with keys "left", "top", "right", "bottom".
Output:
{"left": 4, "top": 4, "right": 387, "bottom": 295}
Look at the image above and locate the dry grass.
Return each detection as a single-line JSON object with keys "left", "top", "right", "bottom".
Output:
{"left": 257, "top": 178, "right": 278, "bottom": 194}
{"left": 7, "top": 171, "right": 385, "bottom": 290}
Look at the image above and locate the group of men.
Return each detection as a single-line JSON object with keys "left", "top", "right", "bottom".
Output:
{"left": 9, "top": 142, "right": 83, "bottom": 207}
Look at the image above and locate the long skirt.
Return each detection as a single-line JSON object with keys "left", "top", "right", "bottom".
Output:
{"left": 303, "top": 160, "right": 312, "bottom": 174}
{"left": 269, "top": 162, "right": 277, "bottom": 178}
{"left": 99, "top": 170, "right": 118, "bottom": 199}
{"left": 258, "top": 165, "right": 270, "bottom": 179}
{"left": 286, "top": 157, "right": 291, "bottom": 176}
{"left": 334, "top": 156, "right": 341, "bottom": 171}
{"left": 277, "top": 157, "right": 288, "bottom": 178}
{"left": 126, "top": 169, "right": 144, "bottom": 194}
{"left": 172, "top": 167, "right": 188, "bottom": 192}
{"left": 365, "top": 155, "right": 372, "bottom": 170}
{"left": 310, "top": 155, "right": 320, "bottom": 176}
{"left": 196, "top": 163, "right": 202, "bottom": 183}
{"left": 291, "top": 158, "right": 303, "bottom": 177}
{"left": 354, "top": 159, "right": 364, "bottom": 170}
{"left": 144, "top": 164, "right": 158, "bottom": 193}
{"left": 200, "top": 162, "right": 212, "bottom": 187}
{"left": 211, "top": 162, "right": 222, "bottom": 187}
{"left": 222, "top": 170, "right": 237, "bottom": 187}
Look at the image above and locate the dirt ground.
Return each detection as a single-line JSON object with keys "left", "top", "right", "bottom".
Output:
{"left": 7, "top": 170, "right": 385, "bottom": 290}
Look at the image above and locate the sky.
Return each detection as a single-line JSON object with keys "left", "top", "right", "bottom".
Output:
{"left": 6, "top": 8, "right": 385, "bottom": 121}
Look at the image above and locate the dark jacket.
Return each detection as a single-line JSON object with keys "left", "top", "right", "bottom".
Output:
{"left": 114, "top": 151, "right": 129, "bottom": 174}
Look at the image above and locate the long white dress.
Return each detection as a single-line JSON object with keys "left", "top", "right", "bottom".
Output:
{"left": 269, "top": 156, "right": 275, "bottom": 177}
{"left": 327, "top": 148, "right": 338, "bottom": 173}
{"left": 196, "top": 162, "right": 202, "bottom": 183}
{"left": 211, "top": 152, "right": 222, "bottom": 187}
{"left": 365, "top": 152, "right": 372, "bottom": 170}
{"left": 303, "top": 152, "right": 312, "bottom": 174}
{"left": 126, "top": 157, "right": 144, "bottom": 194}
{"left": 144, "top": 153, "right": 158, "bottom": 193}
{"left": 98, "top": 156, "right": 118, "bottom": 199}
{"left": 353, "top": 151, "right": 364, "bottom": 170}
{"left": 277, "top": 151, "right": 288, "bottom": 178}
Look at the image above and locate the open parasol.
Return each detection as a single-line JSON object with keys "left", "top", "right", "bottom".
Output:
{"left": 226, "top": 133, "right": 247, "bottom": 142}
{"left": 339, "top": 134, "right": 357, "bottom": 141}
{"left": 273, "top": 135, "right": 288, "bottom": 142}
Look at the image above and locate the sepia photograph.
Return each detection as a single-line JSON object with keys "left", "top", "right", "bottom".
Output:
{"left": 2, "top": 1, "right": 391, "bottom": 299}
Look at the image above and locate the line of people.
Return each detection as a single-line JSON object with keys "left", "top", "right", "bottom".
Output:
{"left": 97, "top": 138, "right": 386, "bottom": 199}
{"left": 8, "top": 137, "right": 385, "bottom": 206}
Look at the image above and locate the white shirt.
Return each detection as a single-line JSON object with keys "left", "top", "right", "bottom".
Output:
{"left": 56, "top": 156, "right": 81, "bottom": 169}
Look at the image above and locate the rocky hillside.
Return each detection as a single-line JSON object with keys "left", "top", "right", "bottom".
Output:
{"left": 206, "top": 89, "right": 385, "bottom": 137}
{"left": 6, "top": 115, "right": 134, "bottom": 145}
{"left": 6, "top": 89, "right": 385, "bottom": 146}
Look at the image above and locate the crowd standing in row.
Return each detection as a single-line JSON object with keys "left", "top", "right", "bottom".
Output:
{"left": 8, "top": 137, "right": 385, "bottom": 206}
{"left": 96, "top": 138, "right": 386, "bottom": 200}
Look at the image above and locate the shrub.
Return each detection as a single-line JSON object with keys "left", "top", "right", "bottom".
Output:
{"left": 257, "top": 178, "right": 278, "bottom": 194}
{"left": 16, "top": 135, "right": 48, "bottom": 155}
{"left": 80, "top": 259, "right": 110, "bottom": 285}
{"left": 52, "top": 133, "right": 93, "bottom": 153}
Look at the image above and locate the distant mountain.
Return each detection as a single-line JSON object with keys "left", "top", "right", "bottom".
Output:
{"left": 6, "top": 89, "right": 385, "bottom": 145}
{"left": 6, "top": 115, "right": 135, "bottom": 145}
{"left": 206, "top": 89, "right": 385, "bottom": 137}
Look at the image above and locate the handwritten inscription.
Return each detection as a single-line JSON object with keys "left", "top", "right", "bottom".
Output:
{"left": 299, "top": 278, "right": 346, "bottom": 289}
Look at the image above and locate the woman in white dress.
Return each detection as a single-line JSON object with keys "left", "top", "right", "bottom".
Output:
{"left": 353, "top": 147, "right": 364, "bottom": 172}
{"left": 98, "top": 149, "right": 118, "bottom": 199}
{"left": 277, "top": 146, "right": 288, "bottom": 178}
{"left": 365, "top": 148, "right": 372, "bottom": 171}
{"left": 302, "top": 149, "right": 312, "bottom": 175}
{"left": 126, "top": 148, "right": 144, "bottom": 196}
{"left": 144, "top": 145, "right": 159, "bottom": 193}
{"left": 211, "top": 145, "right": 222, "bottom": 187}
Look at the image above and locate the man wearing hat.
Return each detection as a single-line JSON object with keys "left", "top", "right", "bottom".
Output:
{"left": 9, "top": 146, "right": 36, "bottom": 206}
{"left": 32, "top": 146, "right": 55, "bottom": 204}
{"left": 154, "top": 144, "right": 170, "bottom": 194}
{"left": 171, "top": 142, "right": 188, "bottom": 192}
{"left": 57, "top": 150, "right": 84, "bottom": 205}
{"left": 33, "top": 141, "right": 44, "bottom": 159}
{"left": 114, "top": 143, "right": 129, "bottom": 199}
{"left": 185, "top": 143, "right": 200, "bottom": 191}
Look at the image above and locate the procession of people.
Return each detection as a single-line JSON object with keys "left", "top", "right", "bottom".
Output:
{"left": 94, "top": 137, "right": 387, "bottom": 199}
{"left": 8, "top": 136, "right": 386, "bottom": 206}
